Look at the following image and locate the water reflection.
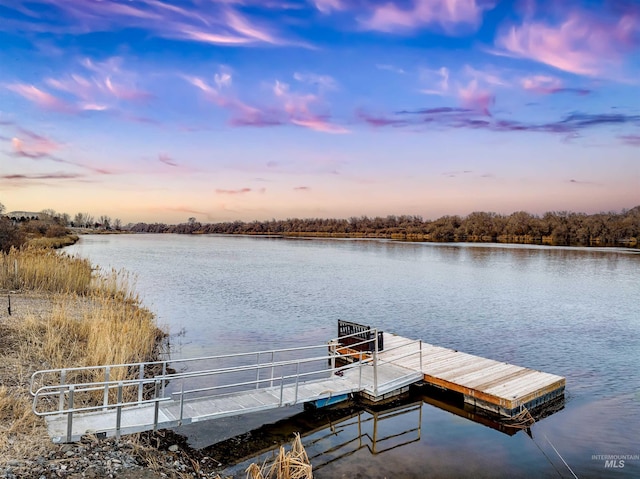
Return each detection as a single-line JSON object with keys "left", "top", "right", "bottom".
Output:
{"left": 208, "top": 387, "right": 566, "bottom": 477}
{"left": 205, "top": 396, "right": 423, "bottom": 473}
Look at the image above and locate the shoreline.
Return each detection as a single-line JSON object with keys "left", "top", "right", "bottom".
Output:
{"left": 0, "top": 250, "right": 227, "bottom": 478}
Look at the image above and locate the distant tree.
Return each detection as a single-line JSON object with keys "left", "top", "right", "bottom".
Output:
{"left": 40, "top": 208, "right": 57, "bottom": 220}
{"left": 57, "top": 212, "right": 71, "bottom": 226}
{"left": 74, "top": 212, "right": 94, "bottom": 228}
{"left": 113, "top": 218, "right": 122, "bottom": 230}
{"left": 0, "top": 202, "right": 5, "bottom": 215}
{"left": 99, "top": 215, "right": 111, "bottom": 229}
{"left": 0, "top": 217, "right": 25, "bottom": 252}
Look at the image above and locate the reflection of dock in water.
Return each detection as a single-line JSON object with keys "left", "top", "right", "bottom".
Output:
{"left": 306, "top": 401, "right": 423, "bottom": 471}
{"left": 201, "top": 397, "right": 423, "bottom": 469}
{"left": 201, "top": 389, "right": 564, "bottom": 469}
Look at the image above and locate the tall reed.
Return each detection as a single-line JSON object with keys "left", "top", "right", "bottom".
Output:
{"left": 1, "top": 247, "right": 165, "bottom": 423}
{"left": 0, "top": 248, "right": 93, "bottom": 294}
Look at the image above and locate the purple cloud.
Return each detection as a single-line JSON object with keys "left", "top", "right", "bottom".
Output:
{"left": 2, "top": 172, "right": 84, "bottom": 180}
{"left": 216, "top": 188, "right": 253, "bottom": 195}
{"left": 159, "top": 153, "right": 178, "bottom": 167}
{"left": 619, "top": 134, "right": 640, "bottom": 146}
{"left": 357, "top": 105, "right": 640, "bottom": 137}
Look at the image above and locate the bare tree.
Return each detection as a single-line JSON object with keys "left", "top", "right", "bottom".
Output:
{"left": 99, "top": 215, "right": 111, "bottom": 229}
{"left": 74, "top": 212, "right": 94, "bottom": 228}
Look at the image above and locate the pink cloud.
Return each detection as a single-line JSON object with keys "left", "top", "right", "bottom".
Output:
{"left": 520, "top": 75, "right": 591, "bottom": 95}
{"left": 216, "top": 188, "right": 252, "bottom": 195}
{"left": 495, "top": 11, "right": 640, "bottom": 76}
{"left": 458, "top": 79, "right": 494, "bottom": 115}
{"left": 187, "top": 75, "right": 348, "bottom": 133}
{"left": 521, "top": 75, "right": 563, "bottom": 92}
{"left": 104, "top": 77, "right": 153, "bottom": 102}
{"left": 361, "top": 0, "right": 493, "bottom": 34}
{"left": 46, "top": 57, "right": 153, "bottom": 105}
{"left": 8, "top": 57, "right": 153, "bottom": 118}
{"left": 294, "top": 186, "right": 311, "bottom": 191}
{"left": 11, "top": 129, "right": 61, "bottom": 157}
{"left": 270, "top": 80, "right": 349, "bottom": 133}
{"left": 7, "top": 84, "right": 74, "bottom": 112}
{"left": 180, "top": 30, "right": 251, "bottom": 45}
{"left": 9, "top": 127, "right": 114, "bottom": 175}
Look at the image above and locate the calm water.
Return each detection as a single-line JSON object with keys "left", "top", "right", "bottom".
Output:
{"left": 65, "top": 234, "right": 640, "bottom": 478}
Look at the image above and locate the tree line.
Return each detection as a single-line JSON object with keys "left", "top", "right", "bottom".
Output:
{"left": 0, "top": 204, "right": 124, "bottom": 252}
{"left": 129, "top": 207, "right": 640, "bottom": 248}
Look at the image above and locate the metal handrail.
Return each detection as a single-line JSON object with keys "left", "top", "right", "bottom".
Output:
{"left": 32, "top": 327, "right": 422, "bottom": 444}
{"left": 31, "top": 347, "right": 371, "bottom": 415}
{"left": 30, "top": 341, "right": 343, "bottom": 395}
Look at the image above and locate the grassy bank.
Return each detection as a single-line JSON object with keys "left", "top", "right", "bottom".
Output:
{"left": 0, "top": 247, "right": 166, "bottom": 469}
{"left": 26, "top": 234, "right": 79, "bottom": 249}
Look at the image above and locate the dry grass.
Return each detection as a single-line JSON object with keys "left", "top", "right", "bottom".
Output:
{"left": 0, "top": 247, "right": 93, "bottom": 294}
{"left": 246, "top": 434, "right": 312, "bottom": 479}
{"left": 26, "top": 235, "right": 79, "bottom": 250}
{"left": 0, "top": 247, "right": 166, "bottom": 466}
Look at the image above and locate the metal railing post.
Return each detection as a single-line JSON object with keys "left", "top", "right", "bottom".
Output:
{"left": 153, "top": 380, "right": 160, "bottom": 431}
{"left": 103, "top": 367, "right": 110, "bottom": 409}
{"left": 294, "top": 362, "right": 300, "bottom": 404}
{"left": 279, "top": 374, "right": 284, "bottom": 407}
{"left": 59, "top": 369, "right": 67, "bottom": 412}
{"left": 270, "top": 351, "right": 275, "bottom": 388}
{"left": 256, "top": 352, "right": 261, "bottom": 389}
{"left": 116, "top": 382, "right": 123, "bottom": 440}
{"left": 161, "top": 362, "right": 167, "bottom": 397}
{"left": 373, "top": 329, "right": 379, "bottom": 397}
{"left": 138, "top": 364, "right": 144, "bottom": 404}
{"left": 66, "top": 385, "right": 74, "bottom": 443}
{"left": 179, "top": 382, "right": 185, "bottom": 425}
{"left": 329, "top": 340, "right": 337, "bottom": 375}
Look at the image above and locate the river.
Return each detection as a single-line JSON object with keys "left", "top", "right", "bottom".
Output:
{"left": 65, "top": 234, "right": 640, "bottom": 478}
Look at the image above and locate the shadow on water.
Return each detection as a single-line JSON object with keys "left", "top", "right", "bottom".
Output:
{"left": 201, "top": 386, "right": 565, "bottom": 476}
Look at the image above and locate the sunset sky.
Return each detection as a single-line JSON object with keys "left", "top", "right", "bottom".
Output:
{"left": 1, "top": 0, "right": 639, "bottom": 223}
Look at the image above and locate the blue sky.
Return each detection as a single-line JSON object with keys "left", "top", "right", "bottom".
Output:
{"left": 1, "top": 0, "right": 639, "bottom": 223}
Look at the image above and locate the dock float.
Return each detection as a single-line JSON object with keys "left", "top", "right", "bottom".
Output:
{"left": 333, "top": 320, "right": 564, "bottom": 417}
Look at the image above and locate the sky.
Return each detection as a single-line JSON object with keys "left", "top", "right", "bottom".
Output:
{"left": 1, "top": 0, "right": 639, "bottom": 224}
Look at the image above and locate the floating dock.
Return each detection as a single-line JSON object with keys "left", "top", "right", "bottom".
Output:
{"left": 373, "top": 332, "right": 565, "bottom": 417}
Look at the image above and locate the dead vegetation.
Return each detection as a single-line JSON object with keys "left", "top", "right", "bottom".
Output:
{"left": 0, "top": 248, "right": 165, "bottom": 467}
{"left": 245, "top": 434, "right": 312, "bottom": 479}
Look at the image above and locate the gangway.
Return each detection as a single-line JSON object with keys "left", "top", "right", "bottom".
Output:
{"left": 31, "top": 329, "right": 423, "bottom": 443}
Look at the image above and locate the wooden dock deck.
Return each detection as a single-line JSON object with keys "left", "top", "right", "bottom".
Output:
{"left": 374, "top": 332, "right": 565, "bottom": 417}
